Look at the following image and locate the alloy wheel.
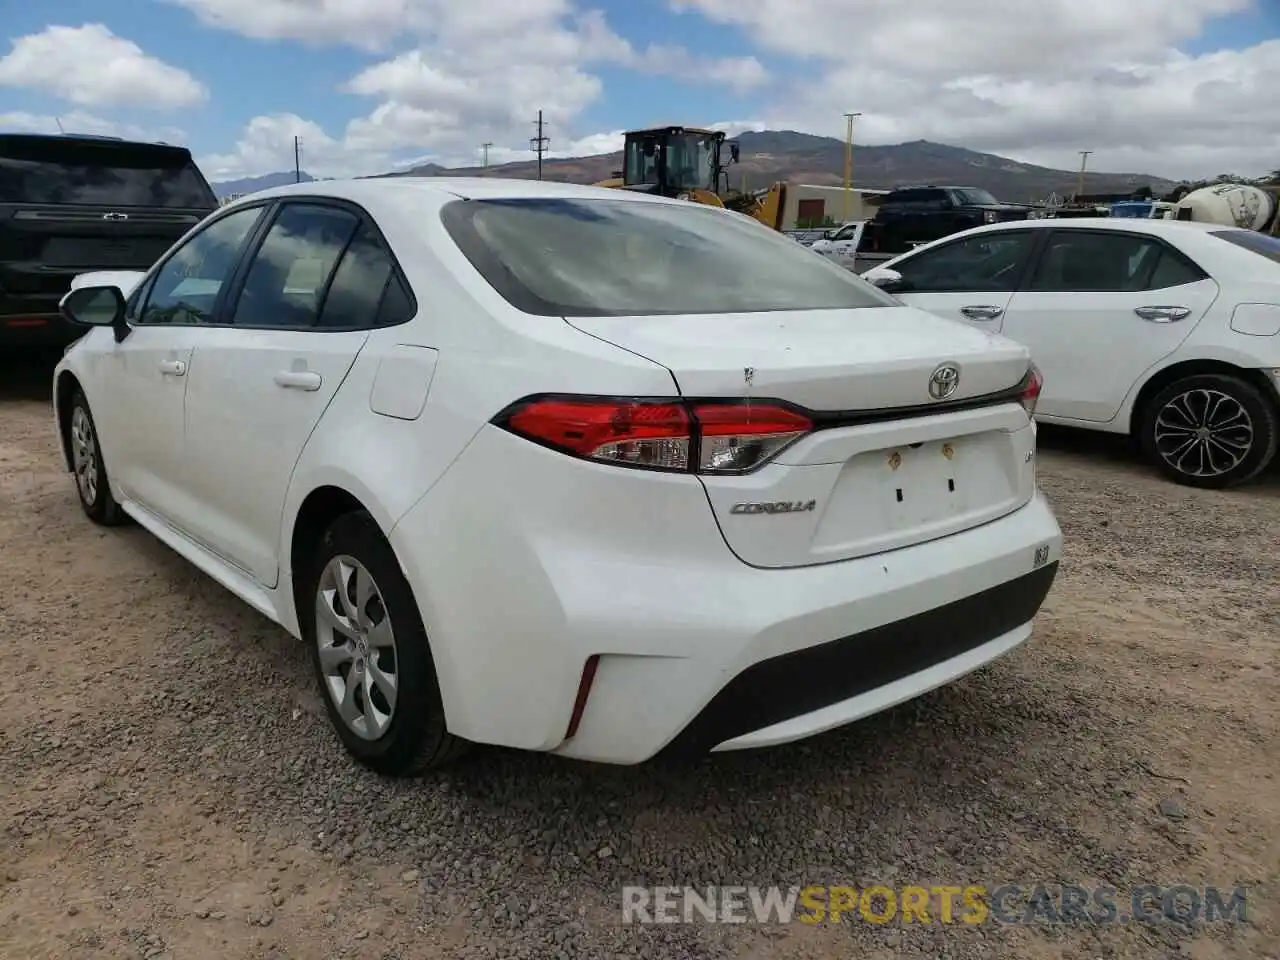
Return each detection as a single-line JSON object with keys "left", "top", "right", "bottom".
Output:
{"left": 70, "top": 406, "right": 99, "bottom": 506}
{"left": 314, "top": 554, "right": 399, "bottom": 741}
{"left": 1152, "top": 388, "right": 1255, "bottom": 479}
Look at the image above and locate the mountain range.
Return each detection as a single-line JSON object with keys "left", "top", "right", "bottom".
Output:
{"left": 211, "top": 131, "right": 1176, "bottom": 201}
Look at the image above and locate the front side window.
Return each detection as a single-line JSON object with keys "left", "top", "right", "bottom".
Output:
{"left": 229, "top": 203, "right": 359, "bottom": 328}
{"left": 136, "top": 205, "right": 264, "bottom": 325}
{"left": 441, "top": 197, "right": 899, "bottom": 317}
{"left": 1027, "top": 231, "right": 1171, "bottom": 293}
{"left": 893, "top": 232, "right": 1034, "bottom": 293}
{"left": 666, "top": 135, "right": 717, "bottom": 191}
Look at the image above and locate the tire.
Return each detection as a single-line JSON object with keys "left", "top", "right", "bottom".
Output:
{"left": 67, "top": 390, "right": 127, "bottom": 526}
{"left": 302, "top": 510, "right": 468, "bottom": 775}
{"left": 1138, "top": 373, "right": 1279, "bottom": 489}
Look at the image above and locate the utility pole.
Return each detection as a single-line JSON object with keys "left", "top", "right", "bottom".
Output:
{"left": 294, "top": 136, "right": 302, "bottom": 184}
{"left": 843, "top": 112, "right": 861, "bottom": 222}
{"left": 481, "top": 142, "right": 493, "bottom": 172}
{"left": 530, "top": 110, "right": 550, "bottom": 181}
{"left": 1074, "top": 150, "right": 1092, "bottom": 202}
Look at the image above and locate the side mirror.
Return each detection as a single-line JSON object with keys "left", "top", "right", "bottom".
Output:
{"left": 60, "top": 285, "right": 129, "bottom": 341}
{"left": 864, "top": 268, "right": 906, "bottom": 291}
{"left": 729, "top": 143, "right": 741, "bottom": 163}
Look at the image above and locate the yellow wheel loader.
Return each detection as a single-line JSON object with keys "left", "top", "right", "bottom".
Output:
{"left": 593, "top": 126, "right": 788, "bottom": 230}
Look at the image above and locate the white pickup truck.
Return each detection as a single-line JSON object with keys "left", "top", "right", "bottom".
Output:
{"left": 808, "top": 220, "right": 900, "bottom": 274}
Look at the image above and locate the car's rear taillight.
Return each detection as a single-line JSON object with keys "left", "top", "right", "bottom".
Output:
{"left": 1020, "top": 365, "right": 1043, "bottom": 417}
{"left": 497, "top": 397, "right": 813, "bottom": 474}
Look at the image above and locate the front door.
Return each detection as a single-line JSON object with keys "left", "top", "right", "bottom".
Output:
{"left": 891, "top": 229, "right": 1040, "bottom": 332}
{"left": 999, "top": 229, "right": 1219, "bottom": 422}
{"left": 100, "top": 203, "right": 267, "bottom": 521}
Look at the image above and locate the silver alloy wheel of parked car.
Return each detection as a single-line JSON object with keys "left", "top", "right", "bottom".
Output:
{"left": 1152, "top": 387, "right": 1255, "bottom": 479}
{"left": 70, "top": 405, "right": 100, "bottom": 507}
{"left": 314, "top": 555, "right": 399, "bottom": 741}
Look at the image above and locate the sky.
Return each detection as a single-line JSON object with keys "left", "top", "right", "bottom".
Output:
{"left": 2, "top": 0, "right": 1279, "bottom": 185}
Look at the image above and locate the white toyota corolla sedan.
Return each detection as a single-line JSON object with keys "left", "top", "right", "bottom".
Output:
{"left": 53, "top": 178, "right": 1062, "bottom": 774}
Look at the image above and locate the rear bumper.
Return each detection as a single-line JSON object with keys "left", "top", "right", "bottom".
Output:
{"left": 659, "top": 562, "right": 1054, "bottom": 758}
{"left": 390, "top": 423, "right": 1063, "bottom": 764}
{"left": 0, "top": 312, "right": 84, "bottom": 348}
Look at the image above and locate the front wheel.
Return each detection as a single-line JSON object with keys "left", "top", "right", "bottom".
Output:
{"left": 303, "top": 511, "right": 468, "bottom": 775}
{"left": 67, "top": 391, "right": 127, "bottom": 525}
{"left": 1138, "top": 374, "right": 1278, "bottom": 489}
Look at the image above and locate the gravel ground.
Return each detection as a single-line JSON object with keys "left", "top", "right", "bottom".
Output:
{"left": 1, "top": 357, "right": 1277, "bottom": 960}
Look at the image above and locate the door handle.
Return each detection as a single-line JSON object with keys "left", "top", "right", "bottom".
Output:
{"left": 274, "top": 369, "right": 322, "bottom": 391}
{"left": 158, "top": 359, "right": 186, "bottom": 376}
{"left": 1134, "top": 306, "right": 1191, "bottom": 323}
{"left": 960, "top": 305, "right": 1004, "bottom": 320}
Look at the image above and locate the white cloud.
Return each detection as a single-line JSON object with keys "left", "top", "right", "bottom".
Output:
{"left": 672, "top": 0, "right": 1280, "bottom": 179}
{"left": 172, "top": 0, "right": 766, "bottom": 178}
{"left": 0, "top": 24, "right": 207, "bottom": 109}
{"left": 182, "top": 0, "right": 1280, "bottom": 182}
{"left": 0, "top": 110, "right": 188, "bottom": 145}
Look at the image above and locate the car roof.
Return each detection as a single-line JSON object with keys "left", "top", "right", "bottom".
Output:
{"left": 966, "top": 216, "right": 1230, "bottom": 237}
{"left": 239, "top": 176, "right": 669, "bottom": 207}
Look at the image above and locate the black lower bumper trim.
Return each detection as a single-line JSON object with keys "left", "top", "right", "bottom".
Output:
{"left": 658, "top": 561, "right": 1058, "bottom": 759}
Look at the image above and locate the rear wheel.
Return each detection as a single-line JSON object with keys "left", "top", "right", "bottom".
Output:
{"left": 68, "top": 391, "right": 127, "bottom": 525}
{"left": 303, "top": 511, "right": 468, "bottom": 775}
{"left": 1138, "top": 374, "right": 1278, "bottom": 489}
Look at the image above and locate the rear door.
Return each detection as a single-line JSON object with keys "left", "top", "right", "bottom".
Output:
{"left": 176, "top": 200, "right": 404, "bottom": 587}
{"left": 0, "top": 135, "right": 215, "bottom": 330}
{"left": 1000, "top": 229, "right": 1219, "bottom": 422}
{"left": 890, "top": 228, "right": 1042, "bottom": 330}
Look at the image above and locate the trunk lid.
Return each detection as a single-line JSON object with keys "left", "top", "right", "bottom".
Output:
{"left": 566, "top": 305, "right": 1038, "bottom": 568}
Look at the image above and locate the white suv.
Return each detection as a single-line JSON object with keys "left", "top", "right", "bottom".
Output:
{"left": 53, "top": 178, "right": 1062, "bottom": 774}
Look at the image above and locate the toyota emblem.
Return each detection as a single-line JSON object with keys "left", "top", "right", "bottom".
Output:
{"left": 928, "top": 363, "right": 960, "bottom": 400}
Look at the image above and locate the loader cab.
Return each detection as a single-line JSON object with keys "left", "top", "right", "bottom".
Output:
{"left": 620, "top": 127, "right": 739, "bottom": 196}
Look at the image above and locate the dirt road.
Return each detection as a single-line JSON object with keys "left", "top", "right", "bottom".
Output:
{"left": 1, "top": 361, "right": 1277, "bottom": 959}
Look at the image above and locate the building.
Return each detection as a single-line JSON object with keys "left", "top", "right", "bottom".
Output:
{"left": 782, "top": 183, "right": 891, "bottom": 229}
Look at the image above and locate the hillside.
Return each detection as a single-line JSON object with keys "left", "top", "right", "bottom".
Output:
{"left": 390, "top": 132, "right": 1174, "bottom": 201}
{"left": 212, "top": 170, "right": 315, "bottom": 198}
{"left": 212, "top": 132, "right": 1176, "bottom": 202}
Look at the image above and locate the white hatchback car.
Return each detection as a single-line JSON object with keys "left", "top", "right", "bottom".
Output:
{"left": 862, "top": 218, "right": 1280, "bottom": 488}
{"left": 53, "top": 178, "right": 1062, "bottom": 774}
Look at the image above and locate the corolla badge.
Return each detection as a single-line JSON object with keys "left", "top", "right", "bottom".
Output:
{"left": 729, "top": 500, "right": 817, "bottom": 516}
{"left": 928, "top": 363, "right": 961, "bottom": 400}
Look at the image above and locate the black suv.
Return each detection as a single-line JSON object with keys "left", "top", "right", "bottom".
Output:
{"left": 0, "top": 133, "right": 218, "bottom": 350}
{"left": 870, "top": 185, "right": 1033, "bottom": 254}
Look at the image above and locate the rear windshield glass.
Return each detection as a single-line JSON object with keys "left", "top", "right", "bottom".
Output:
{"left": 440, "top": 197, "right": 898, "bottom": 317}
{"left": 1210, "top": 229, "right": 1280, "bottom": 265}
{"left": 0, "top": 141, "right": 215, "bottom": 207}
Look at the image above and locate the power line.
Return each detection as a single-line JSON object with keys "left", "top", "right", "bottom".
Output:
{"left": 294, "top": 136, "right": 302, "bottom": 183}
{"left": 481, "top": 141, "right": 493, "bottom": 172}
{"left": 530, "top": 110, "right": 550, "bottom": 181}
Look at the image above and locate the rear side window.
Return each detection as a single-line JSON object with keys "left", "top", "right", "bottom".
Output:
{"left": 1210, "top": 229, "right": 1280, "bottom": 265}
{"left": 0, "top": 139, "right": 215, "bottom": 207}
{"left": 230, "top": 204, "right": 359, "bottom": 328}
{"left": 317, "top": 224, "right": 397, "bottom": 328}
{"left": 885, "top": 189, "right": 944, "bottom": 204}
{"left": 440, "top": 197, "right": 897, "bottom": 317}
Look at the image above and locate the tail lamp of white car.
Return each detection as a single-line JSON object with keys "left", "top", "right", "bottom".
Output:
{"left": 496, "top": 397, "right": 813, "bottom": 474}
{"left": 496, "top": 366, "right": 1043, "bottom": 475}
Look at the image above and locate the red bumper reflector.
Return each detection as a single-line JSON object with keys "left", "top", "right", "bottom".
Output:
{"left": 565, "top": 654, "right": 601, "bottom": 740}
{"left": 6, "top": 318, "right": 49, "bottom": 328}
